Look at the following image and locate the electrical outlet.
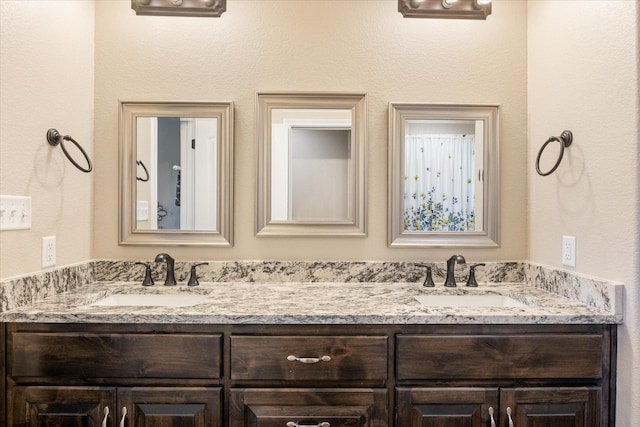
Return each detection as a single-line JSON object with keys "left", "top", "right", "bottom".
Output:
{"left": 562, "top": 235, "right": 576, "bottom": 267}
{"left": 42, "top": 236, "right": 56, "bottom": 268}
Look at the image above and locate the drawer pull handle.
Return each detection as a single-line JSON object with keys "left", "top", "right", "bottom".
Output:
{"left": 287, "top": 355, "right": 331, "bottom": 364}
{"left": 488, "top": 406, "right": 496, "bottom": 427}
{"left": 102, "top": 406, "right": 110, "bottom": 427}
{"left": 506, "top": 406, "right": 514, "bottom": 427}
{"left": 287, "top": 422, "right": 330, "bottom": 427}
{"left": 119, "top": 406, "right": 127, "bottom": 427}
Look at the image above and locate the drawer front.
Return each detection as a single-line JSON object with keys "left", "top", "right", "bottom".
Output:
{"left": 396, "top": 334, "right": 603, "bottom": 380}
{"left": 230, "top": 388, "right": 388, "bottom": 427}
{"left": 231, "top": 336, "right": 388, "bottom": 382}
{"left": 10, "top": 332, "right": 222, "bottom": 379}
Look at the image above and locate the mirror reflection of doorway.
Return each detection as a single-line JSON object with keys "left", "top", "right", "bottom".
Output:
{"left": 153, "top": 117, "right": 217, "bottom": 230}
{"left": 289, "top": 127, "right": 351, "bottom": 221}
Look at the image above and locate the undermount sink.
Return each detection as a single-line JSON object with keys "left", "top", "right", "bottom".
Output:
{"left": 415, "top": 294, "right": 528, "bottom": 308}
{"left": 90, "top": 293, "right": 208, "bottom": 307}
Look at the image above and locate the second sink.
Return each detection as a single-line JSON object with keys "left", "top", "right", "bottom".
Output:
{"left": 415, "top": 294, "right": 528, "bottom": 308}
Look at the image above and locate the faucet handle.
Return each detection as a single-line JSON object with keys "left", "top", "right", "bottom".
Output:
{"left": 134, "top": 262, "right": 154, "bottom": 286}
{"left": 466, "top": 263, "right": 486, "bottom": 287}
{"left": 416, "top": 264, "right": 435, "bottom": 287}
{"left": 188, "top": 262, "right": 208, "bottom": 286}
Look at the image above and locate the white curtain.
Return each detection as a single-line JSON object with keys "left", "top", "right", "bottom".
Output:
{"left": 404, "top": 134, "right": 475, "bottom": 231}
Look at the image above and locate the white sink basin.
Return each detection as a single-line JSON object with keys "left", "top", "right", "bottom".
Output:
{"left": 90, "top": 293, "right": 208, "bottom": 307}
{"left": 415, "top": 294, "right": 527, "bottom": 308}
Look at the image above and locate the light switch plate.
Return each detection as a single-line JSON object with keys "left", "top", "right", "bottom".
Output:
{"left": 0, "top": 195, "right": 32, "bottom": 230}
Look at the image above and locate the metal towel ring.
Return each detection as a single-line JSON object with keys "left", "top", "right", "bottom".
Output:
{"left": 46, "top": 128, "right": 93, "bottom": 173}
{"left": 535, "top": 130, "right": 573, "bottom": 176}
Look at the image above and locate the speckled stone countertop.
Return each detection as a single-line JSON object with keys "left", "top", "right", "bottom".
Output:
{"left": 0, "top": 280, "right": 621, "bottom": 324}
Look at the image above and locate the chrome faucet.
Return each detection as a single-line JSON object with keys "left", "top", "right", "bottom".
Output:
{"left": 154, "top": 253, "right": 177, "bottom": 286}
{"left": 444, "top": 254, "right": 466, "bottom": 287}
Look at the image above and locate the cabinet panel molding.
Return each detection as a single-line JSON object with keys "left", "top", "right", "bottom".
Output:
{"left": 501, "top": 387, "right": 601, "bottom": 427}
{"left": 10, "top": 386, "right": 116, "bottom": 427}
{"left": 10, "top": 332, "right": 222, "bottom": 379}
{"left": 118, "top": 386, "right": 222, "bottom": 427}
{"left": 231, "top": 335, "right": 388, "bottom": 384}
{"left": 397, "top": 334, "right": 603, "bottom": 380}
{"left": 396, "top": 387, "right": 499, "bottom": 427}
{"left": 230, "top": 388, "right": 388, "bottom": 427}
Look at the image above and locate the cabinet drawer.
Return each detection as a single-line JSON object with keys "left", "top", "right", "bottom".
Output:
{"left": 231, "top": 336, "right": 388, "bottom": 383}
{"left": 230, "top": 388, "right": 388, "bottom": 427}
{"left": 397, "top": 334, "right": 603, "bottom": 380}
{"left": 10, "top": 332, "right": 222, "bottom": 379}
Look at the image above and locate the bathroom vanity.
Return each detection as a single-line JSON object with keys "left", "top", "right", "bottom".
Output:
{"left": 1, "top": 280, "right": 620, "bottom": 427}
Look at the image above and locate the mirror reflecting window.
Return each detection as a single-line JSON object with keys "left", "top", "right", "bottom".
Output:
{"left": 257, "top": 93, "right": 367, "bottom": 236}
{"left": 389, "top": 103, "right": 499, "bottom": 247}
{"left": 120, "top": 101, "right": 233, "bottom": 246}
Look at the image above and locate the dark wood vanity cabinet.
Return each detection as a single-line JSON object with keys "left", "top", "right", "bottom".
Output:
{"left": 3, "top": 323, "right": 616, "bottom": 427}
{"left": 10, "top": 386, "right": 221, "bottom": 427}
{"left": 396, "top": 387, "right": 602, "bottom": 427}
{"left": 229, "top": 335, "right": 389, "bottom": 427}
{"left": 4, "top": 324, "right": 223, "bottom": 427}
{"left": 395, "top": 327, "right": 615, "bottom": 427}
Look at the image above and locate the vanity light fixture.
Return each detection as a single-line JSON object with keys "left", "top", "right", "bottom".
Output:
{"left": 398, "top": 0, "right": 491, "bottom": 20}
{"left": 441, "top": 0, "right": 458, "bottom": 9}
{"left": 131, "top": 0, "right": 226, "bottom": 17}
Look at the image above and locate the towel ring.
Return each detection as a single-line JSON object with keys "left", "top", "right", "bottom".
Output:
{"left": 535, "top": 130, "right": 572, "bottom": 176}
{"left": 46, "top": 128, "right": 93, "bottom": 173}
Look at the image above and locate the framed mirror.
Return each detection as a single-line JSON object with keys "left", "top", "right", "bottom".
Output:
{"left": 119, "top": 101, "right": 233, "bottom": 246}
{"left": 388, "top": 103, "right": 500, "bottom": 247}
{"left": 257, "top": 93, "right": 367, "bottom": 236}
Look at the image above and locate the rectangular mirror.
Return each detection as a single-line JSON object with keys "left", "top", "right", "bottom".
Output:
{"left": 257, "top": 93, "right": 367, "bottom": 236}
{"left": 120, "top": 101, "right": 233, "bottom": 246}
{"left": 388, "top": 103, "right": 500, "bottom": 247}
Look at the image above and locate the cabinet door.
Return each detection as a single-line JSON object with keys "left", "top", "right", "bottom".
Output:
{"left": 10, "top": 386, "right": 116, "bottom": 427}
{"left": 396, "top": 387, "right": 499, "bottom": 427}
{"left": 500, "top": 387, "right": 602, "bottom": 427}
{"left": 230, "top": 388, "right": 388, "bottom": 427}
{"left": 117, "top": 387, "right": 222, "bottom": 427}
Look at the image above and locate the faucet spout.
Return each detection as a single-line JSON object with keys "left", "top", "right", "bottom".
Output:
{"left": 444, "top": 254, "right": 466, "bottom": 287}
{"left": 154, "top": 253, "right": 177, "bottom": 286}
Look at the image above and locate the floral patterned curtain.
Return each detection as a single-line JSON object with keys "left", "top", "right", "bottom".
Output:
{"left": 404, "top": 133, "right": 475, "bottom": 231}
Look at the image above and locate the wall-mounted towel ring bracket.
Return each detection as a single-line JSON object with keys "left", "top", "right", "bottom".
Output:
{"left": 535, "top": 130, "right": 573, "bottom": 176}
{"left": 46, "top": 128, "right": 93, "bottom": 173}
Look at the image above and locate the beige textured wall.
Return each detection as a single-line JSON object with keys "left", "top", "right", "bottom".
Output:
{"left": 93, "top": 0, "right": 528, "bottom": 263}
{"left": 0, "top": 1, "right": 94, "bottom": 279}
{"left": 528, "top": 1, "right": 640, "bottom": 423}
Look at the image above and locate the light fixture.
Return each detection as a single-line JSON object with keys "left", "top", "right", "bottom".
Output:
{"left": 131, "top": 0, "right": 226, "bottom": 17}
{"left": 441, "top": 0, "right": 458, "bottom": 9}
{"left": 398, "top": 0, "right": 491, "bottom": 20}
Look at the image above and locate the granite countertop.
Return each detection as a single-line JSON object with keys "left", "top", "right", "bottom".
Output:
{"left": 0, "top": 281, "right": 621, "bottom": 324}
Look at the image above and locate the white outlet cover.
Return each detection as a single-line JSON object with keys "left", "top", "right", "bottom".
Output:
{"left": 42, "top": 236, "right": 56, "bottom": 268}
{"left": 562, "top": 235, "right": 576, "bottom": 267}
{"left": 137, "top": 200, "right": 149, "bottom": 221}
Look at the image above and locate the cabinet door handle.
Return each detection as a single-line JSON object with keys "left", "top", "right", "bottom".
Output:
{"left": 286, "top": 422, "right": 330, "bottom": 427}
{"left": 488, "top": 406, "right": 496, "bottom": 427}
{"left": 287, "top": 355, "right": 331, "bottom": 364}
{"left": 119, "top": 406, "right": 127, "bottom": 427}
{"left": 102, "top": 406, "right": 110, "bottom": 427}
{"left": 506, "top": 406, "right": 514, "bottom": 427}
